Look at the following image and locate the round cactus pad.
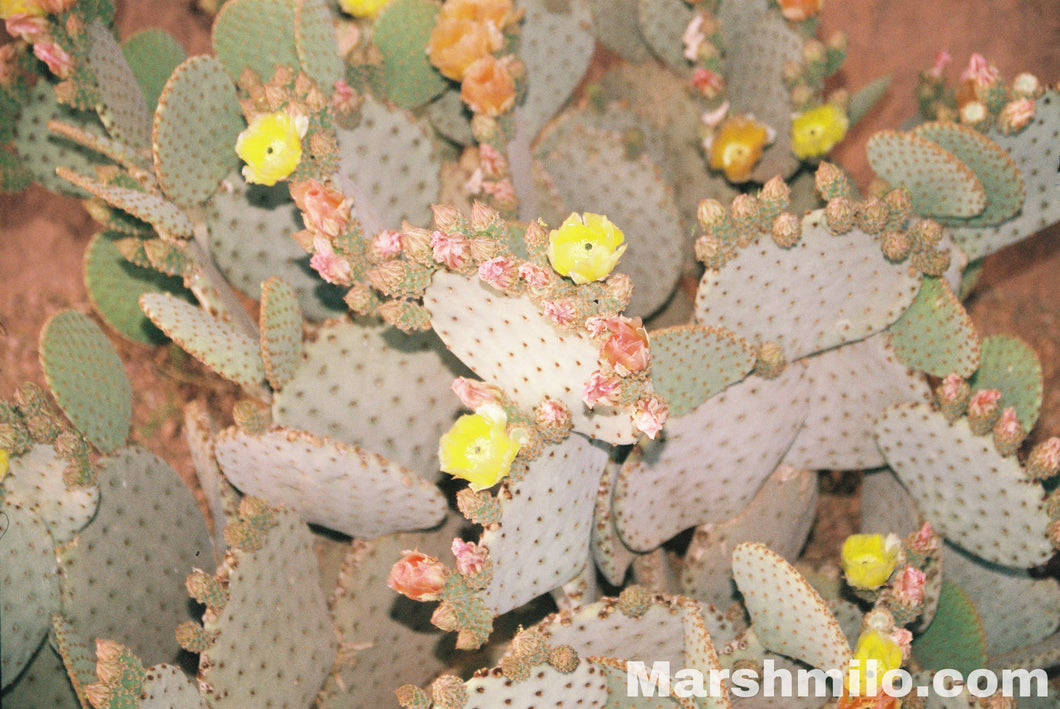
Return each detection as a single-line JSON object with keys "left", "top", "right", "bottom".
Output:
{"left": 910, "top": 581, "right": 986, "bottom": 676}
{"left": 85, "top": 20, "right": 153, "bottom": 152}
{"left": 968, "top": 334, "right": 1043, "bottom": 432}
{"left": 39, "top": 310, "right": 131, "bottom": 453}
{"left": 889, "top": 275, "right": 981, "bottom": 378}
{"left": 2, "top": 443, "right": 99, "bottom": 545}
{"left": 648, "top": 324, "right": 757, "bottom": 418}
{"left": 372, "top": 0, "right": 447, "bottom": 109}
{"left": 212, "top": 0, "right": 300, "bottom": 80}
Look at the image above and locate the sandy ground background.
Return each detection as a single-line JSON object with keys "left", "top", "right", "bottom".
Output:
{"left": 0, "top": 0, "right": 1058, "bottom": 559}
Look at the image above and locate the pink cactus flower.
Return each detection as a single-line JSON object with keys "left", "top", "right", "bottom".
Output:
{"left": 926, "top": 49, "right": 952, "bottom": 79}
{"left": 33, "top": 41, "right": 73, "bottom": 78}
{"left": 889, "top": 628, "right": 913, "bottom": 659}
{"left": 939, "top": 373, "right": 965, "bottom": 401}
{"left": 632, "top": 397, "right": 669, "bottom": 439}
{"left": 5, "top": 14, "right": 48, "bottom": 41}
{"left": 541, "top": 299, "right": 576, "bottom": 326}
{"left": 910, "top": 521, "right": 938, "bottom": 553}
{"left": 960, "top": 53, "right": 999, "bottom": 88}
{"left": 999, "top": 97, "right": 1035, "bottom": 133}
{"left": 372, "top": 229, "right": 403, "bottom": 258}
{"left": 967, "top": 388, "right": 1001, "bottom": 418}
{"left": 290, "top": 179, "right": 350, "bottom": 238}
{"left": 682, "top": 14, "right": 706, "bottom": 61}
{"left": 309, "top": 236, "right": 353, "bottom": 284}
{"left": 534, "top": 398, "right": 570, "bottom": 427}
{"left": 481, "top": 178, "right": 516, "bottom": 207}
{"left": 478, "top": 142, "right": 507, "bottom": 177}
{"left": 477, "top": 256, "right": 518, "bottom": 290}
{"left": 893, "top": 566, "right": 926, "bottom": 607}
{"left": 691, "top": 67, "right": 724, "bottom": 99}
{"left": 583, "top": 371, "right": 622, "bottom": 409}
{"left": 584, "top": 315, "right": 610, "bottom": 339}
{"left": 451, "top": 377, "right": 499, "bottom": 409}
{"left": 518, "top": 262, "right": 551, "bottom": 289}
{"left": 387, "top": 550, "right": 447, "bottom": 601}
{"left": 430, "top": 230, "right": 471, "bottom": 269}
{"left": 601, "top": 316, "right": 650, "bottom": 376}
{"left": 451, "top": 538, "right": 487, "bottom": 576}
{"left": 332, "top": 79, "right": 359, "bottom": 113}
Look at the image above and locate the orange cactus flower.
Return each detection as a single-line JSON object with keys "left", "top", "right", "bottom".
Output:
{"left": 460, "top": 55, "right": 516, "bottom": 116}
{"left": 708, "top": 116, "right": 771, "bottom": 183}
{"left": 427, "top": 16, "right": 502, "bottom": 81}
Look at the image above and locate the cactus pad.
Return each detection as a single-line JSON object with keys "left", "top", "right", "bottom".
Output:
{"left": 294, "top": 0, "right": 344, "bottom": 91}
{"left": 182, "top": 400, "right": 234, "bottom": 558}
{"left": 858, "top": 468, "right": 923, "bottom": 539}
{"left": 86, "top": 20, "right": 153, "bottom": 152}
{"left": 731, "top": 542, "right": 851, "bottom": 671}
{"left": 867, "top": 130, "right": 987, "bottom": 219}
{"left": 56, "top": 167, "right": 195, "bottom": 238}
{"left": 968, "top": 334, "right": 1043, "bottom": 432}
{"left": 1, "top": 500, "right": 60, "bottom": 689}
{"left": 911, "top": 581, "right": 987, "bottom": 676}
{"left": 785, "top": 333, "right": 932, "bottom": 470}
{"left": 199, "top": 507, "right": 335, "bottom": 708}
{"left": 589, "top": 0, "right": 652, "bottom": 62}
{"left": 12, "top": 82, "right": 101, "bottom": 197}
{"left": 140, "top": 292, "right": 267, "bottom": 394}
{"left": 121, "top": 29, "right": 187, "bottom": 111}
{"left": 695, "top": 210, "right": 922, "bottom": 362}
{"left": 590, "top": 460, "right": 638, "bottom": 587}
{"left": 259, "top": 276, "right": 303, "bottom": 390}
{"left": 153, "top": 56, "right": 244, "bottom": 208}
{"left": 613, "top": 364, "right": 810, "bottom": 552}
{"left": 889, "top": 276, "right": 980, "bottom": 378}
{"left": 213, "top": 426, "right": 447, "bottom": 537}
{"left": 39, "top": 310, "right": 131, "bottom": 453}
{"left": 648, "top": 324, "right": 757, "bottom": 418}
{"left": 212, "top": 0, "right": 300, "bottom": 80}
{"left": 680, "top": 466, "right": 817, "bottom": 608}
{"left": 2, "top": 443, "right": 99, "bottom": 545}
{"left": 2, "top": 640, "right": 81, "bottom": 709}
{"left": 475, "top": 435, "right": 609, "bottom": 614}
{"left": 462, "top": 660, "right": 609, "bottom": 708}
{"left": 875, "top": 402, "right": 1053, "bottom": 568}
{"left": 637, "top": 0, "right": 695, "bottom": 72}
{"left": 140, "top": 664, "right": 209, "bottom": 708}
{"left": 424, "top": 271, "right": 641, "bottom": 444}
{"left": 372, "top": 0, "right": 447, "bottom": 109}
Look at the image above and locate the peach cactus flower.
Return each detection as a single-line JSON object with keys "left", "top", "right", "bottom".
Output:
{"left": 440, "top": 0, "right": 513, "bottom": 27}
{"left": 427, "top": 16, "right": 501, "bottom": 81}
{"left": 387, "top": 550, "right": 447, "bottom": 601}
{"left": 600, "top": 316, "right": 650, "bottom": 376}
{"left": 451, "top": 538, "right": 488, "bottom": 576}
{"left": 892, "top": 566, "right": 926, "bottom": 607}
{"left": 777, "top": 0, "right": 823, "bottom": 22}
{"left": 708, "top": 115, "right": 771, "bottom": 183}
{"left": 290, "top": 179, "right": 350, "bottom": 238}
{"left": 33, "top": 42, "right": 73, "bottom": 78}
{"left": 460, "top": 55, "right": 516, "bottom": 117}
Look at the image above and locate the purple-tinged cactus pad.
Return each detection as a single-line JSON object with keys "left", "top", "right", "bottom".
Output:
{"left": 888, "top": 276, "right": 980, "bottom": 378}
{"left": 875, "top": 402, "right": 1053, "bottom": 568}
{"left": 213, "top": 426, "right": 447, "bottom": 538}
{"left": 731, "top": 542, "right": 852, "bottom": 671}
{"left": 785, "top": 333, "right": 932, "bottom": 470}
{"left": 648, "top": 324, "right": 757, "bottom": 418}
{"left": 695, "top": 209, "right": 921, "bottom": 362}
{"left": 477, "top": 435, "right": 609, "bottom": 615}
{"left": 2, "top": 443, "right": 99, "bottom": 545}
{"left": 425, "top": 271, "right": 641, "bottom": 444}
{"left": 613, "top": 364, "right": 810, "bottom": 552}
{"left": 680, "top": 466, "right": 817, "bottom": 609}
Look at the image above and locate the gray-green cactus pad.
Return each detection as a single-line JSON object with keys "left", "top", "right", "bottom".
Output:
{"left": 212, "top": 0, "right": 300, "bottom": 80}
{"left": 372, "top": 0, "right": 447, "bottom": 109}
{"left": 1, "top": 500, "right": 60, "bottom": 690}
{"left": 2, "top": 443, "right": 99, "bottom": 546}
{"left": 182, "top": 401, "right": 233, "bottom": 559}
{"left": 424, "top": 271, "right": 640, "bottom": 445}
{"left": 272, "top": 319, "right": 466, "bottom": 481}
{"left": 213, "top": 426, "right": 447, "bottom": 537}
{"left": 590, "top": 460, "right": 638, "bottom": 587}
{"left": 589, "top": 0, "right": 652, "bottom": 62}
{"left": 858, "top": 468, "right": 923, "bottom": 539}
{"left": 948, "top": 91, "right": 1060, "bottom": 261}
{"left": 968, "top": 334, "right": 1043, "bottom": 432}
{"left": 39, "top": 309, "right": 131, "bottom": 453}
{"left": 294, "top": 0, "right": 344, "bottom": 91}
{"left": 680, "top": 466, "right": 817, "bottom": 609}
{"left": 637, "top": 0, "right": 695, "bottom": 72}
{"left": 259, "top": 276, "right": 303, "bottom": 390}
{"left": 141, "top": 665, "right": 209, "bottom": 709}
{"left": 785, "top": 333, "right": 932, "bottom": 470}
{"left": 731, "top": 542, "right": 851, "bottom": 671}
{"left": 875, "top": 402, "right": 1053, "bottom": 568}
{"left": 50, "top": 615, "right": 97, "bottom": 708}
{"left": 476, "top": 435, "right": 609, "bottom": 615}
{"left": 84, "top": 230, "right": 192, "bottom": 345}
{"left": 0, "top": 641, "right": 81, "bottom": 709}
{"left": 889, "top": 276, "right": 980, "bottom": 378}
{"left": 86, "top": 20, "right": 154, "bottom": 152}
{"left": 613, "top": 364, "right": 810, "bottom": 552}
{"left": 463, "top": 660, "right": 609, "bottom": 708}
{"left": 57, "top": 167, "right": 195, "bottom": 238}
{"left": 122, "top": 29, "right": 187, "bottom": 111}
{"left": 694, "top": 210, "right": 922, "bottom": 361}
{"left": 140, "top": 292, "right": 267, "bottom": 394}
{"left": 58, "top": 447, "right": 212, "bottom": 666}
{"left": 153, "top": 55, "right": 244, "bottom": 208}
{"left": 648, "top": 324, "right": 757, "bottom": 418}
{"left": 988, "top": 634, "right": 1060, "bottom": 673}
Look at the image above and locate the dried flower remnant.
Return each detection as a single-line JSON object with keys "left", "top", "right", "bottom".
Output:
{"left": 387, "top": 550, "right": 447, "bottom": 601}
{"left": 841, "top": 533, "right": 900, "bottom": 590}
{"left": 707, "top": 116, "right": 771, "bottom": 183}
{"left": 438, "top": 403, "right": 523, "bottom": 491}
{"left": 600, "top": 317, "right": 650, "bottom": 376}
{"left": 451, "top": 538, "right": 487, "bottom": 576}
{"left": 791, "top": 103, "right": 849, "bottom": 159}
{"left": 547, "top": 212, "right": 626, "bottom": 284}
{"left": 631, "top": 398, "right": 668, "bottom": 439}
{"left": 235, "top": 110, "right": 308, "bottom": 186}
{"left": 309, "top": 236, "right": 353, "bottom": 285}
{"left": 290, "top": 179, "right": 350, "bottom": 238}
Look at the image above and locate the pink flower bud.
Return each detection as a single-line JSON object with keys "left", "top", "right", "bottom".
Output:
{"left": 33, "top": 42, "right": 73, "bottom": 78}
{"left": 372, "top": 229, "right": 403, "bottom": 258}
{"left": 451, "top": 538, "right": 487, "bottom": 576}
{"left": 518, "top": 262, "right": 552, "bottom": 289}
{"left": 387, "top": 550, "right": 446, "bottom": 601}
{"left": 534, "top": 398, "right": 571, "bottom": 428}
{"left": 430, "top": 230, "right": 471, "bottom": 269}
{"left": 960, "top": 53, "right": 999, "bottom": 88}
{"left": 583, "top": 371, "right": 621, "bottom": 409}
{"left": 431, "top": 203, "right": 463, "bottom": 232}
{"left": 477, "top": 256, "right": 518, "bottom": 290}
{"left": 541, "top": 299, "right": 576, "bottom": 326}
{"left": 451, "top": 377, "right": 499, "bottom": 409}
{"left": 910, "top": 521, "right": 938, "bottom": 553}
{"left": 892, "top": 566, "right": 926, "bottom": 607}
{"left": 926, "top": 49, "right": 952, "bottom": 79}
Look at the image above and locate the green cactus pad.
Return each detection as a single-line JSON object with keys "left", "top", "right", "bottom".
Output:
{"left": 372, "top": 0, "right": 447, "bottom": 109}
{"left": 259, "top": 276, "right": 303, "bottom": 390}
{"left": 140, "top": 664, "right": 209, "bottom": 708}
{"left": 680, "top": 466, "right": 817, "bottom": 608}
{"left": 213, "top": 426, "right": 447, "bottom": 537}
{"left": 535, "top": 119, "right": 684, "bottom": 318}
{"left": 968, "top": 334, "right": 1043, "bottom": 432}
{"left": 2, "top": 444, "right": 99, "bottom": 545}
{"left": 948, "top": 91, "right": 1060, "bottom": 261}
{"left": 911, "top": 581, "right": 987, "bottom": 676}
{"left": 272, "top": 320, "right": 466, "bottom": 481}
{"left": 206, "top": 176, "right": 346, "bottom": 320}
{"left": 889, "top": 276, "right": 980, "bottom": 378}
{"left": 56, "top": 167, "right": 195, "bottom": 238}
{"left": 648, "top": 324, "right": 757, "bottom": 418}
{"left": 294, "top": 0, "right": 344, "bottom": 91}
{"left": 84, "top": 231, "right": 193, "bottom": 345}
{"left": 58, "top": 447, "right": 212, "bottom": 665}
{"left": 86, "top": 20, "right": 154, "bottom": 152}
{"left": 848, "top": 75, "right": 892, "bottom": 128}
{"left": 427, "top": 88, "right": 474, "bottom": 145}
{"left": 212, "top": 0, "right": 300, "bottom": 80}
{"left": 913, "top": 121, "right": 1025, "bottom": 227}
{"left": 695, "top": 210, "right": 922, "bottom": 362}
{"left": 199, "top": 507, "right": 335, "bottom": 708}
{"left": 51, "top": 615, "right": 98, "bottom": 708}
{"left": 589, "top": 0, "right": 652, "bottom": 62}
{"left": 590, "top": 460, "right": 638, "bottom": 587}
{"left": 424, "top": 271, "right": 641, "bottom": 445}
{"left": 866, "top": 130, "right": 987, "bottom": 219}
{"left": 786, "top": 334, "right": 932, "bottom": 470}
{"left": 469, "top": 436, "right": 609, "bottom": 615}
{"left": 731, "top": 542, "right": 851, "bottom": 671}
{"left": 39, "top": 310, "right": 131, "bottom": 453}
{"left": 637, "top": 0, "right": 694, "bottom": 72}
{"left": 613, "top": 364, "right": 810, "bottom": 552}
{"left": 153, "top": 55, "right": 244, "bottom": 208}
{"left": 335, "top": 97, "right": 440, "bottom": 230}
{"left": 183, "top": 401, "right": 234, "bottom": 558}
{"left": 46, "top": 119, "right": 154, "bottom": 175}
{"left": 858, "top": 468, "right": 923, "bottom": 539}
{"left": 875, "top": 402, "right": 1053, "bottom": 568}
{"left": 2, "top": 641, "right": 81, "bottom": 709}
{"left": 1, "top": 500, "right": 60, "bottom": 690}
{"left": 462, "top": 660, "right": 609, "bottom": 708}
{"left": 122, "top": 29, "right": 187, "bottom": 111}
{"left": 988, "top": 634, "right": 1060, "bottom": 672}
{"left": 140, "top": 292, "right": 267, "bottom": 394}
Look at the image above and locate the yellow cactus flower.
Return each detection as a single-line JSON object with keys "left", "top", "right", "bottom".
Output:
{"left": 841, "top": 533, "right": 900, "bottom": 590}
{"left": 846, "top": 630, "right": 903, "bottom": 695}
{"left": 439, "top": 404, "right": 523, "bottom": 491}
{"left": 547, "top": 212, "right": 626, "bottom": 285}
{"left": 1, "top": 0, "right": 45, "bottom": 18}
{"left": 0, "top": 449, "right": 8, "bottom": 481}
{"left": 235, "top": 110, "right": 308, "bottom": 186}
{"left": 791, "top": 103, "right": 849, "bottom": 160}
{"left": 708, "top": 116, "right": 771, "bottom": 183}
{"left": 337, "top": 0, "right": 391, "bottom": 18}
